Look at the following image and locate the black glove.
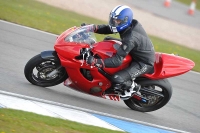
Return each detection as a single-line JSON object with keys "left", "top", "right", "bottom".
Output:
{"left": 81, "top": 23, "right": 86, "bottom": 26}
{"left": 87, "top": 56, "right": 104, "bottom": 67}
{"left": 80, "top": 23, "right": 96, "bottom": 32}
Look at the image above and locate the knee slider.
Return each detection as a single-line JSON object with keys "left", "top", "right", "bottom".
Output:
{"left": 111, "top": 74, "right": 125, "bottom": 84}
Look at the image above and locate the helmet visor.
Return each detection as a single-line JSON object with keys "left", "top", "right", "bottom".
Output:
{"left": 109, "top": 17, "right": 122, "bottom": 27}
{"left": 109, "top": 12, "right": 128, "bottom": 27}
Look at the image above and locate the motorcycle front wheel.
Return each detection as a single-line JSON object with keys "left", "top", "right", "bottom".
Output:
{"left": 24, "top": 54, "right": 68, "bottom": 87}
{"left": 124, "top": 78, "right": 172, "bottom": 112}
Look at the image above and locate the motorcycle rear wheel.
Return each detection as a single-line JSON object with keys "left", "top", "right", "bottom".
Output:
{"left": 24, "top": 54, "right": 68, "bottom": 87}
{"left": 124, "top": 78, "right": 172, "bottom": 112}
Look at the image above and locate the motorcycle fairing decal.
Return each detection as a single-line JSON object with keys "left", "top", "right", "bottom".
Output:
{"left": 103, "top": 95, "right": 120, "bottom": 101}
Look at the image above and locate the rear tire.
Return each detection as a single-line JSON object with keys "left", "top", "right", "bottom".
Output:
{"left": 24, "top": 54, "right": 68, "bottom": 87}
{"left": 124, "top": 78, "right": 172, "bottom": 112}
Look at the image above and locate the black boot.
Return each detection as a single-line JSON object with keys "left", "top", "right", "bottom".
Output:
{"left": 113, "top": 84, "right": 123, "bottom": 94}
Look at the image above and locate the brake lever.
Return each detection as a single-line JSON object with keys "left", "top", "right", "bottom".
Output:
{"left": 81, "top": 52, "right": 85, "bottom": 66}
{"left": 81, "top": 48, "right": 91, "bottom": 66}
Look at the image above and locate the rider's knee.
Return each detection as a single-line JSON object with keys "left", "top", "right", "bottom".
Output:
{"left": 111, "top": 70, "right": 131, "bottom": 84}
{"left": 111, "top": 74, "right": 124, "bottom": 84}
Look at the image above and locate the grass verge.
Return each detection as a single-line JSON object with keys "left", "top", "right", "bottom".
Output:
{"left": 0, "top": 108, "right": 123, "bottom": 133}
{"left": 0, "top": 0, "right": 199, "bottom": 72}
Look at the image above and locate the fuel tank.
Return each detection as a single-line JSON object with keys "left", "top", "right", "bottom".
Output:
{"left": 92, "top": 40, "right": 132, "bottom": 75}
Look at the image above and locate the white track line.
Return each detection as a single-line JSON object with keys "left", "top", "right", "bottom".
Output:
{"left": 0, "top": 20, "right": 57, "bottom": 37}
{"left": 0, "top": 90, "right": 190, "bottom": 133}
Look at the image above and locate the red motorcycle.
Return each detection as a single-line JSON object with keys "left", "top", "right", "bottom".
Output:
{"left": 24, "top": 25, "right": 195, "bottom": 112}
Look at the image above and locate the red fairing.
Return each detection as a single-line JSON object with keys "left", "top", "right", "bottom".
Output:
{"left": 54, "top": 28, "right": 113, "bottom": 96}
{"left": 144, "top": 53, "right": 195, "bottom": 79}
{"left": 53, "top": 26, "right": 195, "bottom": 99}
{"left": 54, "top": 37, "right": 132, "bottom": 96}
{"left": 54, "top": 27, "right": 90, "bottom": 65}
{"left": 25, "top": 25, "right": 196, "bottom": 106}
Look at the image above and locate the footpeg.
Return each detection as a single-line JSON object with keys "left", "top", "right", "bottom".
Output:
{"left": 133, "top": 84, "right": 141, "bottom": 93}
{"left": 120, "top": 84, "right": 141, "bottom": 100}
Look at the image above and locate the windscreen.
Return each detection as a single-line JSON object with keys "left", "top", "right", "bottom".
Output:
{"left": 65, "top": 25, "right": 96, "bottom": 45}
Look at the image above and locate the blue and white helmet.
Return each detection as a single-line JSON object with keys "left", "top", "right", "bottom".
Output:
{"left": 109, "top": 5, "right": 133, "bottom": 33}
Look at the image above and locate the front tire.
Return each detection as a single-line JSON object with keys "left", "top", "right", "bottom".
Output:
{"left": 124, "top": 78, "right": 172, "bottom": 112}
{"left": 24, "top": 54, "right": 68, "bottom": 87}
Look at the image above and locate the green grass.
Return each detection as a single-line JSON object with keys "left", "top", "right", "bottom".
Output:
{"left": 0, "top": 0, "right": 199, "bottom": 72}
{"left": 0, "top": 0, "right": 104, "bottom": 34}
{"left": 0, "top": 108, "right": 124, "bottom": 133}
{"left": 176, "top": 0, "right": 200, "bottom": 10}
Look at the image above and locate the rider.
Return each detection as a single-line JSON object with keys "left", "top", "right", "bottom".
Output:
{"left": 85, "top": 5, "right": 155, "bottom": 100}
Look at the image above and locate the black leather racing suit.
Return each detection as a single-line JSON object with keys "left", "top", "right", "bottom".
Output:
{"left": 95, "top": 19, "right": 155, "bottom": 89}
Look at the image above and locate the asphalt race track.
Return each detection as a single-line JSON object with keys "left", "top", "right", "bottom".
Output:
{"left": 0, "top": 20, "right": 200, "bottom": 133}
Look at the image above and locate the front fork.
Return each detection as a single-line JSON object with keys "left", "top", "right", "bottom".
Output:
{"left": 46, "top": 66, "right": 62, "bottom": 78}
{"left": 40, "top": 50, "right": 62, "bottom": 78}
